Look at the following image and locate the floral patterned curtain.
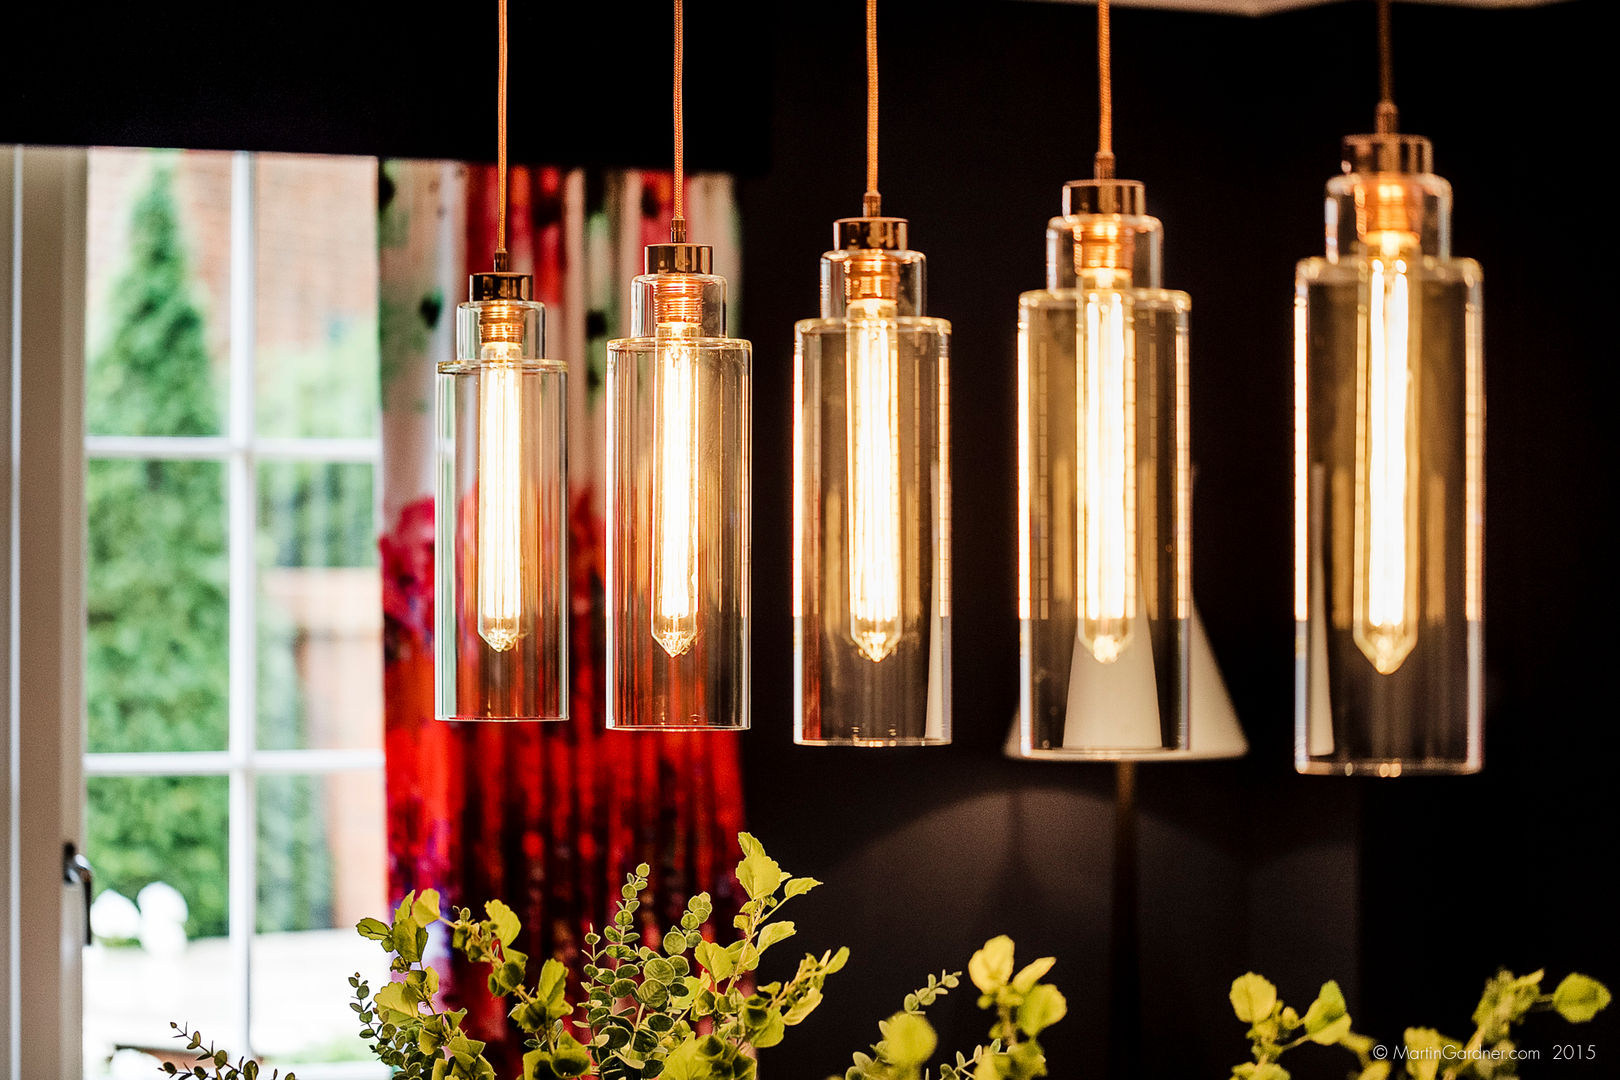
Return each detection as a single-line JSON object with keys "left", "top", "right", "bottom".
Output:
{"left": 377, "top": 160, "right": 746, "bottom": 1066}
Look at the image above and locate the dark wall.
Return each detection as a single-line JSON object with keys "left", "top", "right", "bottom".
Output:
{"left": 736, "top": 2, "right": 1615, "bottom": 1078}
{"left": 6, "top": 2, "right": 1615, "bottom": 1077}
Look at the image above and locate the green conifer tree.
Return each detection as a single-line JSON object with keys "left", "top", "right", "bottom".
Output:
{"left": 85, "top": 164, "right": 230, "bottom": 938}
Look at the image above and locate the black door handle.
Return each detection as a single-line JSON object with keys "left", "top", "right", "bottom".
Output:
{"left": 62, "top": 841, "right": 93, "bottom": 946}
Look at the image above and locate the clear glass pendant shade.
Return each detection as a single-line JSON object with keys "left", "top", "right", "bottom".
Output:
{"left": 794, "top": 230, "right": 952, "bottom": 745}
{"left": 606, "top": 255, "right": 751, "bottom": 730}
{"left": 1295, "top": 135, "right": 1483, "bottom": 775}
{"left": 1016, "top": 181, "right": 1191, "bottom": 758}
{"left": 435, "top": 289, "right": 568, "bottom": 721}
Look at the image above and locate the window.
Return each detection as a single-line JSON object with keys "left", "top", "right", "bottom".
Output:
{"left": 82, "top": 148, "right": 387, "bottom": 1076}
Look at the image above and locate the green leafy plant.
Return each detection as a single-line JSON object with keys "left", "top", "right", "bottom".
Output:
{"left": 168, "top": 834, "right": 1066, "bottom": 1080}
{"left": 345, "top": 833, "right": 843, "bottom": 1079}
{"left": 834, "top": 935, "right": 1068, "bottom": 1080}
{"left": 1228, "top": 969, "right": 1610, "bottom": 1080}
{"left": 159, "top": 1022, "right": 295, "bottom": 1079}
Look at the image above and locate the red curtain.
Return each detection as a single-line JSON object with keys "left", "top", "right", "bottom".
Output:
{"left": 378, "top": 161, "right": 746, "bottom": 1066}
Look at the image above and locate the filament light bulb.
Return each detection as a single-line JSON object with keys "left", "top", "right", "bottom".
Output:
{"left": 476, "top": 335, "right": 524, "bottom": 651}
{"left": 1078, "top": 291, "right": 1136, "bottom": 663}
{"left": 846, "top": 297, "right": 903, "bottom": 662}
{"left": 1354, "top": 250, "right": 1419, "bottom": 674}
{"left": 652, "top": 321, "right": 700, "bottom": 657}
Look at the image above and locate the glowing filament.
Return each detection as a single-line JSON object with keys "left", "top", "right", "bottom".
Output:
{"left": 1077, "top": 293, "right": 1135, "bottom": 663}
{"left": 1354, "top": 257, "right": 1418, "bottom": 674}
{"left": 477, "top": 342, "right": 523, "bottom": 651}
{"left": 846, "top": 306, "right": 903, "bottom": 662}
{"left": 652, "top": 326, "right": 700, "bottom": 656}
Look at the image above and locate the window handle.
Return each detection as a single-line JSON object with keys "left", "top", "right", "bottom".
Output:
{"left": 62, "top": 841, "right": 94, "bottom": 946}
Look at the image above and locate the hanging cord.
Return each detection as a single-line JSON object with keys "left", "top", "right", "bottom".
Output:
{"left": 1094, "top": 0, "right": 1115, "bottom": 179}
{"left": 863, "top": 0, "right": 881, "bottom": 217}
{"left": 671, "top": 0, "right": 688, "bottom": 243}
{"left": 1375, "top": 0, "right": 1398, "bottom": 133}
{"left": 493, "top": 0, "right": 510, "bottom": 271}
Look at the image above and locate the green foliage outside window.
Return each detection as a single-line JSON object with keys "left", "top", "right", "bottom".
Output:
{"left": 85, "top": 159, "right": 377, "bottom": 941}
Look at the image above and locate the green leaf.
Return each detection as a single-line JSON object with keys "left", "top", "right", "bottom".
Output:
{"left": 1553, "top": 974, "right": 1611, "bottom": 1023}
{"left": 1358, "top": 1064, "right": 1391, "bottom": 1080}
{"left": 827, "top": 946, "right": 850, "bottom": 974}
{"left": 1017, "top": 983, "right": 1068, "bottom": 1036}
{"left": 1010, "top": 957, "right": 1056, "bottom": 993}
{"left": 356, "top": 917, "right": 391, "bottom": 941}
{"left": 662, "top": 1038, "right": 709, "bottom": 1080}
{"left": 882, "top": 1012, "right": 938, "bottom": 1068}
{"left": 752, "top": 1011, "right": 787, "bottom": 1049}
{"left": 412, "top": 888, "right": 441, "bottom": 925}
{"left": 1303, "top": 981, "right": 1350, "bottom": 1045}
{"left": 536, "top": 957, "right": 569, "bottom": 1015}
{"left": 784, "top": 877, "right": 822, "bottom": 899}
{"left": 696, "top": 940, "right": 735, "bottom": 982}
{"left": 548, "top": 1034, "right": 592, "bottom": 1078}
{"left": 737, "top": 850, "right": 785, "bottom": 902}
{"left": 484, "top": 899, "right": 520, "bottom": 946}
{"left": 1402, "top": 1028, "right": 1446, "bottom": 1080}
{"left": 757, "top": 921, "right": 796, "bottom": 954}
{"left": 1229, "top": 974, "right": 1278, "bottom": 1024}
{"left": 785, "top": 987, "right": 824, "bottom": 1025}
{"left": 373, "top": 981, "right": 417, "bottom": 1019}
{"left": 645, "top": 956, "right": 677, "bottom": 984}
{"left": 968, "top": 936, "right": 1016, "bottom": 993}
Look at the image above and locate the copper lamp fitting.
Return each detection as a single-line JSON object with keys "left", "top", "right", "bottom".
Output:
{"left": 643, "top": 244, "right": 713, "bottom": 326}
{"left": 470, "top": 271, "right": 532, "bottom": 346}
{"left": 834, "top": 215, "right": 907, "bottom": 305}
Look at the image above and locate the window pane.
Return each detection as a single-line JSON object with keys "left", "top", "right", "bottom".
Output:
{"left": 252, "top": 772, "right": 387, "bottom": 1063}
{"left": 258, "top": 461, "right": 381, "bottom": 750}
{"left": 87, "top": 458, "right": 229, "bottom": 753}
{"left": 254, "top": 153, "right": 380, "bottom": 439}
{"left": 84, "top": 775, "right": 233, "bottom": 1072}
{"left": 86, "top": 148, "right": 230, "bottom": 437}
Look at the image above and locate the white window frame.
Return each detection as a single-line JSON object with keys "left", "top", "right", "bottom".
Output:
{"left": 5, "top": 146, "right": 389, "bottom": 1076}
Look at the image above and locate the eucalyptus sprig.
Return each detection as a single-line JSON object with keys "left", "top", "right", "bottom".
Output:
{"left": 159, "top": 1022, "right": 295, "bottom": 1080}
{"left": 1228, "top": 969, "right": 1611, "bottom": 1080}
{"left": 837, "top": 936, "right": 1068, "bottom": 1080}
{"left": 354, "top": 831, "right": 841, "bottom": 1080}
{"left": 164, "top": 833, "right": 1067, "bottom": 1080}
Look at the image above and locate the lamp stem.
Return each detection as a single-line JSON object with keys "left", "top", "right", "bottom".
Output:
{"left": 863, "top": 0, "right": 881, "bottom": 217}
{"left": 1376, "top": 0, "right": 1399, "bottom": 134}
{"left": 672, "top": 0, "right": 687, "bottom": 243}
{"left": 1106, "top": 761, "right": 1141, "bottom": 1080}
{"left": 494, "top": 0, "right": 510, "bottom": 271}
{"left": 1095, "top": 0, "right": 1115, "bottom": 180}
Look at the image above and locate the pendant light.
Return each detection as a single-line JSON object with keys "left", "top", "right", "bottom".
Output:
{"left": 605, "top": 0, "right": 753, "bottom": 730}
{"left": 1015, "top": 0, "right": 1191, "bottom": 759}
{"left": 793, "top": 0, "right": 952, "bottom": 746}
{"left": 436, "top": 0, "right": 569, "bottom": 722}
{"left": 1295, "top": 0, "right": 1483, "bottom": 776}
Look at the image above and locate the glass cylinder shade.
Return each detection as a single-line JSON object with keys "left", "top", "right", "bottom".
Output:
{"left": 435, "top": 295, "right": 568, "bottom": 721}
{"left": 1295, "top": 138, "right": 1483, "bottom": 775}
{"left": 606, "top": 269, "right": 751, "bottom": 730}
{"left": 1017, "top": 186, "right": 1191, "bottom": 758}
{"left": 794, "top": 244, "right": 952, "bottom": 745}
